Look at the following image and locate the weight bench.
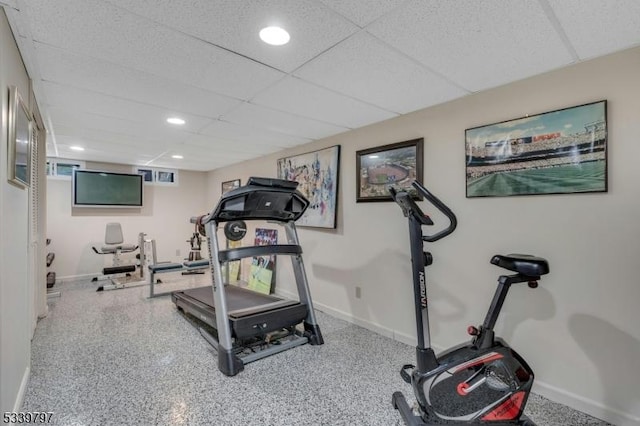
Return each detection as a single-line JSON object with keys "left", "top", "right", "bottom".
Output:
{"left": 148, "top": 259, "right": 210, "bottom": 298}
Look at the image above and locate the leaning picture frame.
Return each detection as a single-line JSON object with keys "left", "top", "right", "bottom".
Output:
{"left": 277, "top": 145, "right": 340, "bottom": 229}
{"left": 7, "top": 86, "right": 31, "bottom": 189}
{"left": 221, "top": 179, "right": 241, "bottom": 194}
{"left": 465, "top": 100, "right": 607, "bottom": 198}
{"left": 356, "top": 138, "right": 424, "bottom": 202}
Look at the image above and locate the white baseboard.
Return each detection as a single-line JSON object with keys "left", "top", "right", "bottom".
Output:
{"left": 12, "top": 367, "right": 30, "bottom": 412}
{"left": 533, "top": 380, "right": 640, "bottom": 426}
{"left": 312, "top": 300, "right": 396, "bottom": 339}
{"left": 288, "top": 293, "right": 639, "bottom": 426}
{"left": 299, "top": 295, "right": 420, "bottom": 347}
{"left": 57, "top": 272, "right": 97, "bottom": 282}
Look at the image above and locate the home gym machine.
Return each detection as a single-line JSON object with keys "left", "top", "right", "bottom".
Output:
{"left": 171, "top": 177, "right": 324, "bottom": 376}
{"left": 183, "top": 220, "right": 205, "bottom": 275}
{"left": 389, "top": 181, "right": 549, "bottom": 425}
{"left": 92, "top": 224, "right": 144, "bottom": 291}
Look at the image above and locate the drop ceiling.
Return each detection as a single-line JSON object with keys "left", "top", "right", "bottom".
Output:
{"left": 2, "top": 0, "right": 639, "bottom": 171}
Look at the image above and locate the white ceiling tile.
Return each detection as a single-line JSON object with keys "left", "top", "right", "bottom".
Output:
{"left": 146, "top": 157, "right": 208, "bottom": 171}
{"left": 252, "top": 76, "right": 397, "bottom": 128}
{"left": 367, "top": 0, "right": 575, "bottom": 91}
{"left": 24, "top": 0, "right": 285, "bottom": 99}
{"left": 318, "top": 0, "right": 405, "bottom": 27}
{"left": 199, "top": 120, "right": 311, "bottom": 148}
{"left": 13, "top": 0, "right": 640, "bottom": 172}
{"left": 42, "top": 82, "right": 214, "bottom": 134}
{"left": 182, "top": 134, "right": 284, "bottom": 157}
{"left": 51, "top": 124, "right": 177, "bottom": 152}
{"left": 222, "top": 102, "right": 349, "bottom": 139}
{"left": 87, "top": 152, "right": 158, "bottom": 165}
{"left": 295, "top": 31, "right": 468, "bottom": 113}
{"left": 547, "top": 0, "right": 640, "bottom": 59}
{"left": 105, "top": 0, "right": 359, "bottom": 72}
{"left": 147, "top": 160, "right": 216, "bottom": 172}
{"left": 47, "top": 108, "right": 190, "bottom": 149}
{"left": 54, "top": 137, "right": 161, "bottom": 166}
{"left": 55, "top": 135, "right": 160, "bottom": 157}
{"left": 34, "top": 43, "right": 243, "bottom": 119}
{"left": 161, "top": 144, "right": 257, "bottom": 168}
{"left": 149, "top": 153, "right": 252, "bottom": 172}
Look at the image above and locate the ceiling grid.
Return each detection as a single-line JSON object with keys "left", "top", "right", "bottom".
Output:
{"left": 4, "top": 0, "right": 639, "bottom": 171}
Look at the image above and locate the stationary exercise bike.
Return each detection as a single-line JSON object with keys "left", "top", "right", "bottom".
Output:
{"left": 389, "top": 181, "right": 549, "bottom": 425}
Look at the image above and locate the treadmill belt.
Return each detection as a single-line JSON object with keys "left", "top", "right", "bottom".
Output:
{"left": 179, "top": 285, "right": 298, "bottom": 317}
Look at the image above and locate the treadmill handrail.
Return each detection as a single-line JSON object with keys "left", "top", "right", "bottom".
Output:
{"left": 218, "top": 244, "right": 302, "bottom": 262}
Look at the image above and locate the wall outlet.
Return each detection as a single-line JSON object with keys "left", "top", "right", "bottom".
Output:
{"left": 355, "top": 286, "right": 361, "bottom": 299}
{"left": 176, "top": 249, "right": 181, "bottom": 257}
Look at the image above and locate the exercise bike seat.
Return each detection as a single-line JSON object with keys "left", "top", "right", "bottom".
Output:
{"left": 491, "top": 254, "right": 549, "bottom": 277}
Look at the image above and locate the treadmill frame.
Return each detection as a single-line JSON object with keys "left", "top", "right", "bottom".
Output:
{"left": 173, "top": 178, "right": 324, "bottom": 376}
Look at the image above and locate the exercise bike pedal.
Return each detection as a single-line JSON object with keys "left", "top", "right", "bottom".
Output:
{"left": 400, "top": 364, "right": 415, "bottom": 384}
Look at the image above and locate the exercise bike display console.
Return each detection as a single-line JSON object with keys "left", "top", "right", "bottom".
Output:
{"left": 389, "top": 181, "right": 549, "bottom": 426}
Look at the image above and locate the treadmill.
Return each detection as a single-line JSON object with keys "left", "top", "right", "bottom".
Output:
{"left": 172, "top": 177, "right": 324, "bottom": 376}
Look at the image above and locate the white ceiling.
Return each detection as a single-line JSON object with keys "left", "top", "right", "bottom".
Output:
{"left": 3, "top": 0, "right": 639, "bottom": 172}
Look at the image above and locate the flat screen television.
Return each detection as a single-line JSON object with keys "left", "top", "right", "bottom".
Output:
{"left": 72, "top": 169, "right": 143, "bottom": 208}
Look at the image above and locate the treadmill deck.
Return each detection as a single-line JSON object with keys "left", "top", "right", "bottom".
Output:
{"left": 172, "top": 285, "right": 308, "bottom": 339}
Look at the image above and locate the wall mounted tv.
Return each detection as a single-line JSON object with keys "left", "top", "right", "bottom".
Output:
{"left": 72, "top": 170, "right": 143, "bottom": 208}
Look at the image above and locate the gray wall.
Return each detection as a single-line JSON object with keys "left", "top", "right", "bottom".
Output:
{"left": 206, "top": 47, "right": 640, "bottom": 425}
{"left": 0, "top": 6, "right": 32, "bottom": 412}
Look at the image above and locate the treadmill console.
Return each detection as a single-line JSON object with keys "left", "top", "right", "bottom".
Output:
{"left": 246, "top": 177, "right": 299, "bottom": 190}
{"left": 212, "top": 176, "right": 309, "bottom": 222}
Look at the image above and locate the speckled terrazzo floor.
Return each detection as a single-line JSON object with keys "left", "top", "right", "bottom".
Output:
{"left": 23, "top": 276, "right": 611, "bottom": 426}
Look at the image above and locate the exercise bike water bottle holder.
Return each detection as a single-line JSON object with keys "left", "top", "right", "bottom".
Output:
{"left": 389, "top": 181, "right": 549, "bottom": 426}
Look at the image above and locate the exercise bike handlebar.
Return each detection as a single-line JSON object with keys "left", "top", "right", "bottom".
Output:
{"left": 389, "top": 181, "right": 457, "bottom": 242}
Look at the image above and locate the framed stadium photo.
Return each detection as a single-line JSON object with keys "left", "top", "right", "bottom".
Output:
{"left": 465, "top": 100, "right": 607, "bottom": 198}
{"left": 356, "top": 138, "right": 423, "bottom": 202}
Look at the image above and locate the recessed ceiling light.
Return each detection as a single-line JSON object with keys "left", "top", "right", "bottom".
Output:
{"left": 70, "top": 146, "right": 85, "bottom": 151}
{"left": 167, "top": 117, "right": 185, "bottom": 125}
{"left": 259, "top": 26, "right": 290, "bottom": 46}
{"left": 172, "top": 155, "right": 183, "bottom": 159}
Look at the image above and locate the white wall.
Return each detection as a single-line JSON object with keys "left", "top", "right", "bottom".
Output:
{"left": 207, "top": 47, "right": 640, "bottom": 425}
{"left": 0, "top": 6, "right": 33, "bottom": 412}
{"left": 47, "top": 162, "right": 209, "bottom": 279}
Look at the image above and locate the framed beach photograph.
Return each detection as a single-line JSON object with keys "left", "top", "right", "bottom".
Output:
{"left": 277, "top": 145, "right": 340, "bottom": 229}
{"left": 7, "top": 86, "right": 32, "bottom": 189}
{"left": 221, "top": 179, "right": 241, "bottom": 195}
{"left": 356, "top": 138, "right": 423, "bottom": 202}
{"left": 465, "top": 100, "right": 607, "bottom": 198}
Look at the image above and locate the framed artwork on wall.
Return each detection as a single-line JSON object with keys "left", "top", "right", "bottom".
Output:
{"left": 7, "top": 86, "right": 32, "bottom": 189}
{"left": 221, "top": 179, "right": 241, "bottom": 194}
{"left": 356, "top": 138, "right": 424, "bottom": 202}
{"left": 277, "top": 145, "right": 340, "bottom": 229}
{"left": 465, "top": 100, "right": 607, "bottom": 198}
